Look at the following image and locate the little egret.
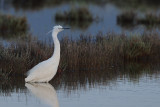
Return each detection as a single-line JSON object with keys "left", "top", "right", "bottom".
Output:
{"left": 25, "top": 25, "right": 69, "bottom": 83}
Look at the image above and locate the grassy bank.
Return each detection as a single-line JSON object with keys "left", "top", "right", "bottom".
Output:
{"left": 1, "top": 32, "right": 160, "bottom": 78}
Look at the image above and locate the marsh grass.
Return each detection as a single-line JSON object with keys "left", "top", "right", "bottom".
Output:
{"left": 138, "top": 13, "right": 160, "bottom": 26}
{"left": 1, "top": 32, "right": 160, "bottom": 78}
{"left": 117, "top": 11, "right": 160, "bottom": 28}
{"left": 117, "top": 11, "right": 136, "bottom": 27}
{"left": 1, "top": 32, "right": 160, "bottom": 92}
{"left": 55, "top": 7, "right": 93, "bottom": 21}
{"left": 55, "top": 7, "right": 93, "bottom": 29}
{"left": 0, "top": 14, "right": 28, "bottom": 38}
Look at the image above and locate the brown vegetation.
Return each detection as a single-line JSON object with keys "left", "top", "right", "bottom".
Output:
{"left": 1, "top": 32, "right": 160, "bottom": 78}
{"left": 117, "top": 11, "right": 160, "bottom": 28}
{"left": 0, "top": 13, "right": 28, "bottom": 38}
{"left": 55, "top": 7, "right": 93, "bottom": 29}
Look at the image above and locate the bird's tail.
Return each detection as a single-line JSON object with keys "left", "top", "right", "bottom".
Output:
{"left": 25, "top": 76, "right": 33, "bottom": 82}
{"left": 25, "top": 77, "right": 29, "bottom": 82}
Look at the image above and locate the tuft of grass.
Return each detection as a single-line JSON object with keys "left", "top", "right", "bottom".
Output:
{"left": 55, "top": 7, "right": 93, "bottom": 21}
{"left": 55, "top": 7, "right": 93, "bottom": 29}
{"left": 117, "top": 11, "right": 137, "bottom": 27}
{"left": 122, "top": 35, "right": 152, "bottom": 59}
{"left": 0, "top": 13, "right": 28, "bottom": 38}
{"left": 117, "top": 11, "right": 160, "bottom": 28}
{"left": 137, "top": 13, "right": 160, "bottom": 25}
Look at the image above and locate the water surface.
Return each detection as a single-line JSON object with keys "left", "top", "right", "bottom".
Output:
{"left": 1, "top": 1, "right": 159, "bottom": 41}
{"left": 1, "top": 1, "right": 160, "bottom": 107}
{"left": 0, "top": 67, "right": 160, "bottom": 107}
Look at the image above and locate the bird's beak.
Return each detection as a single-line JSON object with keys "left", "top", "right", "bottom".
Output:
{"left": 46, "top": 27, "right": 70, "bottom": 35}
{"left": 62, "top": 27, "right": 70, "bottom": 29}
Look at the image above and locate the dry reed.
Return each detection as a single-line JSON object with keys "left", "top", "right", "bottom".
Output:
{"left": 1, "top": 32, "right": 160, "bottom": 77}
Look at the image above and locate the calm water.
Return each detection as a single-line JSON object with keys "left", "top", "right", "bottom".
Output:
{"left": 0, "top": 73, "right": 160, "bottom": 107}
{"left": 1, "top": 0, "right": 159, "bottom": 41}
{"left": 0, "top": 2, "right": 121, "bottom": 40}
{"left": 1, "top": 1, "right": 160, "bottom": 107}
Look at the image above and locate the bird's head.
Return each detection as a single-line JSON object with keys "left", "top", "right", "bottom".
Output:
{"left": 46, "top": 25, "right": 70, "bottom": 35}
{"left": 53, "top": 25, "right": 70, "bottom": 33}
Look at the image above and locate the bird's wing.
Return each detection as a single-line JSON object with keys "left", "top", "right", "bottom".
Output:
{"left": 26, "top": 60, "right": 51, "bottom": 76}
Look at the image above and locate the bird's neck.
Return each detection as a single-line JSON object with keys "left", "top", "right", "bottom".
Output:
{"left": 51, "top": 31, "right": 60, "bottom": 63}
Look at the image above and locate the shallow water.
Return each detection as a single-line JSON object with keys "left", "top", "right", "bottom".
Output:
{"left": 1, "top": 1, "right": 160, "bottom": 107}
{"left": 1, "top": 1, "right": 158, "bottom": 41}
{"left": 0, "top": 72, "right": 160, "bottom": 107}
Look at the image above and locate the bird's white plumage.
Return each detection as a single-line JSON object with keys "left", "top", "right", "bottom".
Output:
{"left": 25, "top": 25, "right": 64, "bottom": 83}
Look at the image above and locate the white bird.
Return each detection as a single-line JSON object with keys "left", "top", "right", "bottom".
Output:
{"left": 25, "top": 25, "right": 69, "bottom": 83}
{"left": 25, "top": 83, "right": 59, "bottom": 107}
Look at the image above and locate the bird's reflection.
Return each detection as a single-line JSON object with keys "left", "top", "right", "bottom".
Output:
{"left": 25, "top": 83, "right": 59, "bottom": 107}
